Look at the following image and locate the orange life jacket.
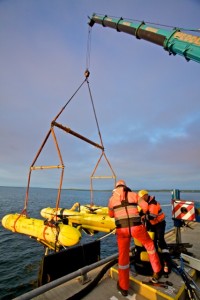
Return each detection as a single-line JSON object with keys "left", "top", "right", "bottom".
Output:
{"left": 147, "top": 196, "right": 165, "bottom": 225}
{"left": 108, "top": 187, "right": 146, "bottom": 228}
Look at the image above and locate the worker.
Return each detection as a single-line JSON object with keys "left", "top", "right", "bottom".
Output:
{"left": 108, "top": 180, "right": 162, "bottom": 296}
{"left": 138, "top": 190, "right": 171, "bottom": 275}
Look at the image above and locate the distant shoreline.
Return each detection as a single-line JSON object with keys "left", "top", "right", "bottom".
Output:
{"left": 0, "top": 186, "right": 200, "bottom": 193}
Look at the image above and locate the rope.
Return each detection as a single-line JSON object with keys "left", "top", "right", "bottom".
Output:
{"left": 98, "top": 229, "right": 116, "bottom": 240}
{"left": 13, "top": 211, "right": 25, "bottom": 232}
{"left": 86, "top": 80, "right": 104, "bottom": 149}
{"left": 53, "top": 77, "right": 88, "bottom": 122}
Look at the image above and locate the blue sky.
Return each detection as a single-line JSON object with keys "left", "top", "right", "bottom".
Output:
{"left": 1, "top": 0, "right": 200, "bottom": 190}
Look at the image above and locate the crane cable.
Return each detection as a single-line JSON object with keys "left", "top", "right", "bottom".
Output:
{"left": 86, "top": 25, "right": 92, "bottom": 72}
{"left": 85, "top": 24, "right": 104, "bottom": 149}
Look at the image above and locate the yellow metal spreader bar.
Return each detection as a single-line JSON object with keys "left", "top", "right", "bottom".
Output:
{"left": 31, "top": 165, "right": 64, "bottom": 170}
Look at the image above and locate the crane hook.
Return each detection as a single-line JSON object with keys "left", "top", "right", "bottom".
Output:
{"left": 84, "top": 69, "right": 90, "bottom": 78}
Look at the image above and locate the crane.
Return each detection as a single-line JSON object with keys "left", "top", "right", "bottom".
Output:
{"left": 88, "top": 14, "right": 200, "bottom": 64}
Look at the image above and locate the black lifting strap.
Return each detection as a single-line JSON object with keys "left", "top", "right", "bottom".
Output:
{"left": 65, "top": 258, "right": 118, "bottom": 300}
{"left": 122, "top": 188, "right": 132, "bottom": 237}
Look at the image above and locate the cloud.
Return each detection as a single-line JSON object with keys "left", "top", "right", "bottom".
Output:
{"left": 1, "top": 0, "right": 200, "bottom": 189}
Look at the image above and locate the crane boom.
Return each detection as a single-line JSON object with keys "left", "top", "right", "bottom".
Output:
{"left": 88, "top": 14, "right": 200, "bottom": 64}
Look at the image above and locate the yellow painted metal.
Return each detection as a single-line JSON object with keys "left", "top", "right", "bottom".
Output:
{"left": 31, "top": 165, "right": 64, "bottom": 170}
{"left": 140, "top": 251, "right": 150, "bottom": 262}
{"left": 134, "top": 231, "right": 155, "bottom": 262}
{"left": 134, "top": 231, "right": 155, "bottom": 247}
{"left": 40, "top": 206, "right": 115, "bottom": 233}
{"left": 111, "top": 265, "right": 185, "bottom": 300}
{"left": 80, "top": 205, "right": 109, "bottom": 215}
{"left": 2, "top": 214, "right": 81, "bottom": 247}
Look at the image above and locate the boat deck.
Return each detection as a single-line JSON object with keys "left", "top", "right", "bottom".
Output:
{"left": 15, "top": 222, "right": 200, "bottom": 300}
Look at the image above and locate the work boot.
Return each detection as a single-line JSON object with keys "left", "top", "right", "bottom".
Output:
{"left": 151, "top": 270, "right": 162, "bottom": 283}
{"left": 117, "top": 281, "right": 128, "bottom": 297}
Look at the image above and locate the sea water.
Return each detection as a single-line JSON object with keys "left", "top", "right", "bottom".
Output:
{"left": 0, "top": 186, "right": 199, "bottom": 300}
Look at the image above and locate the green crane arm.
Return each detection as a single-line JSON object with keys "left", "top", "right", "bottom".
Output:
{"left": 88, "top": 14, "right": 200, "bottom": 64}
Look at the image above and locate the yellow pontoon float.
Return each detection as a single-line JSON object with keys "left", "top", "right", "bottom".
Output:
{"left": 2, "top": 213, "right": 81, "bottom": 248}
{"left": 40, "top": 206, "right": 115, "bottom": 234}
